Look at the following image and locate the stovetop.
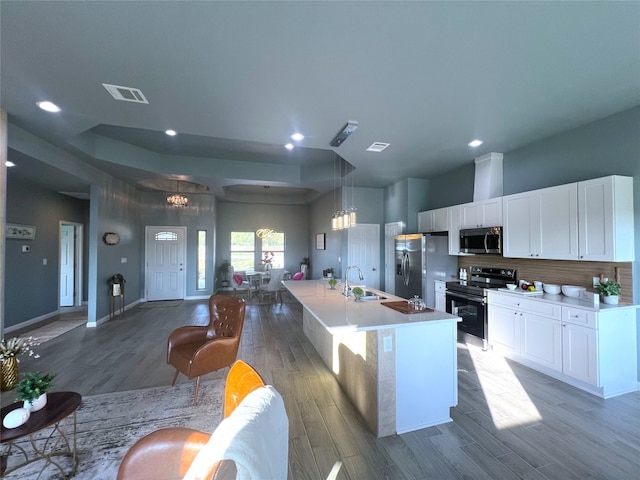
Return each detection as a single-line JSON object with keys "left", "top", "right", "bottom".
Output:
{"left": 446, "top": 266, "right": 517, "bottom": 296}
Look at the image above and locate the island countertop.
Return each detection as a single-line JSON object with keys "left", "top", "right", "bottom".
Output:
{"left": 283, "top": 279, "right": 460, "bottom": 332}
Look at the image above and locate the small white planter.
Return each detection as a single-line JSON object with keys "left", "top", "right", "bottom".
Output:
{"left": 23, "top": 392, "right": 47, "bottom": 412}
{"left": 603, "top": 295, "right": 619, "bottom": 305}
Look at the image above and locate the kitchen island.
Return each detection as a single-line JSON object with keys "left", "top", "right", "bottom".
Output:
{"left": 283, "top": 279, "right": 461, "bottom": 438}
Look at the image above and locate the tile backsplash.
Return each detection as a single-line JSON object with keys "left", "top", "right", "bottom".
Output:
{"left": 457, "top": 256, "right": 633, "bottom": 304}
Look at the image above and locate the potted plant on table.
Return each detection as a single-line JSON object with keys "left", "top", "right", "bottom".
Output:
{"left": 17, "top": 371, "right": 56, "bottom": 411}
{"left": 218, "top": 260, "right": 230, "bottom": 287}
{"left": 351, "top": 286, "right": 364, "bottom": 301}
{"left": 0, "top": 336, "right": 41, "bottom": 391}
{"left": 596, "top": 280, "right": 621, "bottom": 305}
{"left": 328, "top": 278, "right": 338, "bottom": 290}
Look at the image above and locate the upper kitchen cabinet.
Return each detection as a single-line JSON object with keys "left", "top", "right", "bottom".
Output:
{"left": 503, "top": 183, "right": 578, "bottom": 259}
{"left": 578, "top": 176, "right": 634, "bottom": 262}
{"left": 458, "top": 198, "right": 503, "bottom": 229}
{"left": 503, "top": 175, "right": 634, "bottom": 261}
{"left": 418, "top": 207, "right": 449, "bottom": 233}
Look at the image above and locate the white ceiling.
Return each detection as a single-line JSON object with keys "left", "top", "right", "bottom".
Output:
{"left": 2, "top": 1, "right": 639, "bottom": 203}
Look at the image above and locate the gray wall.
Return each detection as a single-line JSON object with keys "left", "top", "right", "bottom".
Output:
{"left": 5, "top": 176, "right": 88, "bottom": 327}
{"left": 216, "top": 202, "right": 310, "bottom": 280}
{"left": 141, "top": 191, "right": 217, "bottom": 298}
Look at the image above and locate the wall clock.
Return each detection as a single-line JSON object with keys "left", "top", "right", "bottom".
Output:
{"left": 103, "top": 232, "right": 120, "bottom": 245}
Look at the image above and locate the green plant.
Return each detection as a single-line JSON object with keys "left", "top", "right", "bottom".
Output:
{"left": 328, "top": 278, "right": 338, "bottom": 288}
{"left": 596, "top": 280, "right": 621, "bottom": 297}
{"left": 301, "top": 257, "right": 309, "bottom": 265}
{"left": 16, "top": 372, "right": 56, "bottom": 402}
{"left": 351, "top": 286, "right": 364, "bottom": 297}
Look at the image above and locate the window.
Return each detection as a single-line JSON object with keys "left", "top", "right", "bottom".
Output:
{"left": 230, "top": 232, "right": 255, "bottom": 271}
{"left": 197, "top": 230, "right": 206, "bottom": 290}
{"left": 262, "top": 232, "right": 284, "bottom": 268}
{"left": 155, "top": 231, "right": 178, "bottom": 241}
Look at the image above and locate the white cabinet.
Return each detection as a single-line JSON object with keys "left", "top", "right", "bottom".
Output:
{"left": 434, "top": 280, "right": 446, "bottom": 311}
{"left": 488, "top": 291, "right": 638, "bottom": 399}
{"left": 577, "top": 175, "right": 634, "bottom": 261}
{"left": 503, "top": 183, "right": 578, "bottom": 259}
{"left": 458, "top": 198, "right": 503, "bottom": 229}
{"left": 418, "top": 207, "right": 448, "bottom": 233}
{"left": 503, "top": 175, "right": 634, "bottom": 262}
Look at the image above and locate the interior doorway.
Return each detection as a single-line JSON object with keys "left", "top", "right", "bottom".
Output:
{"left": 59, "top": 222, "right": 84, "bottom": 307}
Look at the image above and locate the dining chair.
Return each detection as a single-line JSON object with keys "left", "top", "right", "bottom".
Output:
{"left": 259, "top": 268, "right": 285, "bottom": 303}
{"left": 228, "top": 266, "right": 250, "bottom": 297}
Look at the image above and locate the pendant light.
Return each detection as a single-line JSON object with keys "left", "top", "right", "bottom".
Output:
{"left": 167, "top": 180, "right": 188, "bottom": 207}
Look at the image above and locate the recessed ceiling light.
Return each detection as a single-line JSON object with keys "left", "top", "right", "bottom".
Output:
{"left": 165, "top": 129, "right": 177, "bottom": 136}
{"left": 290, "top": 132, "right": 304, "bottom": 141}
{"left": 36, "top": 101, "right": 61, "bottom": 113}
{"left": 285, "top": 143, "right": 294, "bottom": 150}
{"left": 468, "top": 139, "right": 483, "bottom": 147}
{"left": 6, "top": 161, "right": 15, "bottom": 167}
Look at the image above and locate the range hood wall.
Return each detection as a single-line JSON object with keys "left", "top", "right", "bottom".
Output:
{"left": 473, "top": 152, "right": 503, "bottom": 201}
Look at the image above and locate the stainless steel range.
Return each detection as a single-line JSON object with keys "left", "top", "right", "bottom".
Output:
{"left": 446, "top": 266, "right": 516, "bottom": 350}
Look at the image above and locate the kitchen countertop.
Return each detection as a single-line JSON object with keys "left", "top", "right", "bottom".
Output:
{"left": 490, "top": 288, "right": 639, "bottom": 312}
{"left": 283, "top": 280, "right": 460, "bottom": 332}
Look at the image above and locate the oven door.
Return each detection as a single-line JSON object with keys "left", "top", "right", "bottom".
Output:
{"left": 446, "top": 290, "right": 488, "bottom": 350}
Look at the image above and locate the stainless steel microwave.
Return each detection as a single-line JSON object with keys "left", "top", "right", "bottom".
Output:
{"left": 459, "top": 226, "right": 502, "bottom": 254}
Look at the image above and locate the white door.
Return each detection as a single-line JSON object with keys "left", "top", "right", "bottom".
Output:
{"left": 145, "top": 226, "right": 186, "bottom": 301}
{"left": 385, "top": 222, "right": 403, "bottom": 294}
{"left": 59, "top": 224, "right": 75, "bottom": 306}
{"left": 347, "top": 224, "right": 380, "bottom": 289}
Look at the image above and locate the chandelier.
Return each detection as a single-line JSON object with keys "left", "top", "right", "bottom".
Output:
{"left": 331, "top": 155, "right": 357, "bottom": 230}
{"left": 167, "top": 180, "right": 188, "bottom": 207}
{"left": 256, "top": 228, "right": 275, "bottom": 239}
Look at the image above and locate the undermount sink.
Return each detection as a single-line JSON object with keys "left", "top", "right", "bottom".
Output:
{"left": 360, "top": 291, "right": 387, "bottom": 301}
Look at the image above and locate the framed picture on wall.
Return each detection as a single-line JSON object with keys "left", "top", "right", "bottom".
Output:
{"left": 315, "top": 233, "right": 326, "bottom": 250}
{"left": 6, "top": 223, "right": 36, "bottom": 239}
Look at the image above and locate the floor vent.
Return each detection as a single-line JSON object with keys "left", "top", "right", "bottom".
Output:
{"left": 102, "top": 83, "right": 149, "bottom": 104}
{"left": 366, "top": 142, "right": 390, "bottom": 152}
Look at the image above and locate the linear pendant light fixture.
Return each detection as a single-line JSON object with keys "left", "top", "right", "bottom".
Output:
{"left": 330, "top": 153, "right": 357, "bottom": 231}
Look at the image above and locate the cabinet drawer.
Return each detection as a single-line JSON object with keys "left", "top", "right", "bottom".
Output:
{"left": 434, "top": 281, "right": 446, "bottom": 293}
{"left": 488, "top": 293, "right": 561, "bottom": 319}
{"left": 562, "top": 307, "right": 597, "bottom": 329}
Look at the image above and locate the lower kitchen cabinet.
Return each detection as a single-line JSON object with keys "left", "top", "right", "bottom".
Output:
{"left": 434, "top": 280, "right": 446, "bottom": 311}
{"left": 488, "top": 291, "right": 638, "bottom": 398}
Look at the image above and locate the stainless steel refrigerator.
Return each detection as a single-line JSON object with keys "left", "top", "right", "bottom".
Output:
{"left": 394, "top": 233, "right": 457, "bottom": 306}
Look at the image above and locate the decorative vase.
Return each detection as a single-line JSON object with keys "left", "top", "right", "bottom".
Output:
{"left": 354, "top": 295, "right": 363, "bottom": 302}
{"left": 24, "top": 392, "right": 47, "bottom": 412}
{"left": 603, "top": 295, "right": 619, "bottom": 305}
{"left": 1, "top": 357, "right": 19, "bottom": 391}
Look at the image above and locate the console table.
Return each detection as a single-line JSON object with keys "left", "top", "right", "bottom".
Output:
{"left": 1, "top": 391, "right": 82, "bottom": 478}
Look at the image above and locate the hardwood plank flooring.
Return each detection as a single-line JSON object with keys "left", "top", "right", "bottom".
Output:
{"left": 6, "top": 298, "right": 640, "bottom": 479}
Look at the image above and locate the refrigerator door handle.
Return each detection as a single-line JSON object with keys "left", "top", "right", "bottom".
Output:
{"left": 402, "top": 251, "right": 410, "bottom": 286}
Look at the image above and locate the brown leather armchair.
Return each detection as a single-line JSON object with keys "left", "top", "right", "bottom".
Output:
{"left": 117, "top": 360, "right": 265, "bottom": 480}
{"left": 167, "top": 294, "right": 246, "bottom": 405}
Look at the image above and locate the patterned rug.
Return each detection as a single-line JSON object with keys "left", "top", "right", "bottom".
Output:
{"left": 24, "top": 311, "right": 87, "bottom": 344}
{"left": 2, "top": 380, "right": 225, "bottom": 479}
{"left": 138, "top": 300, "right": 183, "bottom": 308}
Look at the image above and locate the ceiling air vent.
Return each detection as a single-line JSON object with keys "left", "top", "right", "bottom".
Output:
{"left": 102, "top": 83, "right": 149, "bottom": 104}
{"left": 366, "top": 142, "right": 390, "bottom": 152}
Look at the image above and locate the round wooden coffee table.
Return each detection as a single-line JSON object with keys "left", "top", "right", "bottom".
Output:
{"left": 1, "top": 391, "right": 81, "bottom": 478}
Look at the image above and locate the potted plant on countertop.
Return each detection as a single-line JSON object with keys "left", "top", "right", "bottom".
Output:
{"left": 351, "top": 286, "right": 364, "bottom": 301}
{"left": 17, "top": 371, "right": 56, "bottom": 411}
{"left": 328, "top": 277, "right": 338, "bottom": 290}
{"left": 596, "top": 280, "right": 621, "bottom": 305}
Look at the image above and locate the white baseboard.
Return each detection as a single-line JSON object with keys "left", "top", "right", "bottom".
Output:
{"left": 87, "top": 298, "right": 143, "bottom": 328}
{"left": 5, "top": 309, "right": 61, "bottom": 333}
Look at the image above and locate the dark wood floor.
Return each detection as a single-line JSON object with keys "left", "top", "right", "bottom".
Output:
{"left": 7, "top": 298, "right": 640, "bottom": 479}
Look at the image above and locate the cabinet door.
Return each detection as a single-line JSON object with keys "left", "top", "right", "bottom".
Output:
{"left": 488, "top": 305, "right": 520, "bottom": 354}
{"left": 481, "top": 198, "right": 503, "bottom": 227}
{"left": 537, "top": 183, "right": 578, "bottom": 259}
{"left": 503, "top": 192, "right": 537, "bottom": 258}
{"left": 435, "top": 292, "right": 446, "bottom": 311}
{"left": 432, "top": 207, "right": 449, "bottom": 232}
{"left": 417, "top": 211, "right": 432, "bottom": 232}
{"left": 578, "top": 176, "right": 634, "bottom": 261}
{"left": 562, "top": 322, "right": 598, "bottom": 386}
{"left": 448, "top": 207, "right": 460, "bottom": 255}
{"left": 459, "top": 203, "right": 481, "bottom": 229}
{"left": 521, "top": 313, "right": 563, "bottom": 372}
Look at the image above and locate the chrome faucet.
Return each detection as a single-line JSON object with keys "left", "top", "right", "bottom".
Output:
{"left": 344, "top": 265, "right": 364, "bottom": 296}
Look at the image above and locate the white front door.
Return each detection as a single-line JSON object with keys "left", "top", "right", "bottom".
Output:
{"left": 347, "top": 224, "right": 380, "bottom": 289}
{"left": 384, "top": 222, "right": 403, "bottom": 294}
{"left": 145, "top": 226, "right": 186, "bottom": 301}
{"left": 59, "top": 224, "right": 75, "bottom": 306}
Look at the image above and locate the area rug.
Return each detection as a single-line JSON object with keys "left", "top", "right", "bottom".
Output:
{"left": 25, "top": 315, "right": 87, "bottom": 344}
{"left": 2, "top": 380, "right": 225, "bottom": 479}
{"left": 139, "top": 300, "right": 183, "bottom": 308}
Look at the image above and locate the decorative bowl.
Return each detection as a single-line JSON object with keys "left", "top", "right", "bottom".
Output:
{"left": 543, "top": 284, "right": 561, "bottom": 294}
{"left": 562, "top": 285, "right": 585, "bottom": 297}
{"left": 505, "top": 284, "right": 517, "bottom": 290}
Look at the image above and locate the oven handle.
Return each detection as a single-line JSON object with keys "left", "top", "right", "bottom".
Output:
{"left": 446, "top": 291, "right": 486, "bottom": 305}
